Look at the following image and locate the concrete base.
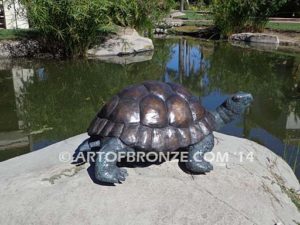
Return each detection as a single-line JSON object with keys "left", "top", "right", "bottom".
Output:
{"left": 0, "top": 132, "right": 299, "bottom": 225}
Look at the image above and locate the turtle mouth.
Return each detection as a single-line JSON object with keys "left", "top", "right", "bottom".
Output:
{"left": 233, "top": 93, "right": 253, "bottom": 108}
{"left": 244, "top": 103, "right": 252, "bottom": 109}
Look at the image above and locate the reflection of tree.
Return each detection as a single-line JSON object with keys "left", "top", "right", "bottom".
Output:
{"left": 208, "top": 43, "right": 300, "bottom": 121}
{"left": 19, "top": 40, "right": 175, "bottom": 142}
{"left": 165, "top": 38, "right": 213, "bottom": 95}
{"left": 207, "top": 43, "right": 300, "bottom": 176}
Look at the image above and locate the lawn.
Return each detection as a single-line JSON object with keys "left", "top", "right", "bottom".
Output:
{"left": 0, "top": 29, "right": 39, "bottom": 40}
{"left": 266, "top": 22, "right": 300, "bottom": 32}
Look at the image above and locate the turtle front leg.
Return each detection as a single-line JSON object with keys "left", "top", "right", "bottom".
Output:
{"left": 95, "top": 138, "right": 134, "bottom": 184}
{"left": 186, "top": 134, "right": 214, "bottom": 173}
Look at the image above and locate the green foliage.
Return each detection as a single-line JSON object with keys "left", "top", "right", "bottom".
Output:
{"left": 0, "top": 29, "right": 40, "bottom": 40}
{"left": 20, "top": 0, "right": 174, "bottom": 57}
{"left": 266, "top": 22, "right": 300, "bottom": 32}
{"left": 107, "top": 0, "right": 174, "bottom": 30}
{"left": 190, "top": 0, "right": 212, "bottom": 8}
{"left": 275, "top": 0, "right": 300, "bottom": 17}
{"left": 21, "top": 0, "right": 110, "bottom": 57}
{"left": 212, "top": 0, "right": 288, "bottom": 36}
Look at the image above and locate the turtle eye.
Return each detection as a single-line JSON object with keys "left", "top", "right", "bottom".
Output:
{"left": 232, "top": 96, "right": 240, "bottom": 102}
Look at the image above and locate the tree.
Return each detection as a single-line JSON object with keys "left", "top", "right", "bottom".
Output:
{"left": 180, "top": 0, "right": 184, "bottom": 11}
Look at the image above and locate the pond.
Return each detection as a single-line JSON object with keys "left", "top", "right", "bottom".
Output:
{"left": 1, "top": 37, "right": 300, "bottom": 179}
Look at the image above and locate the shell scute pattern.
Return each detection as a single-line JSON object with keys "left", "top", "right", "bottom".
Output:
{"left": 88, "top": 81, "right": 212, "bottom": 151}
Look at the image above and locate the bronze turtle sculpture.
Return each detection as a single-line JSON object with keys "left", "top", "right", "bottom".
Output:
{"left": 79, "top": 81, "right": 253, "bottom": 184}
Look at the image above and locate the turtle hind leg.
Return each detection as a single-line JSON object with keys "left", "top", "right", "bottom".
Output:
{"left": 186, "top": 134, "right": 214, "bottom": 174}
{"left": 95, "top": 138, "right": 134, "bottom": 184}
{"left": 78, "top": 138, "right": 101, "bottom": 152}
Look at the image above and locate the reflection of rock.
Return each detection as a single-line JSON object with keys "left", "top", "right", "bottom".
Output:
{"left": 230, "top": 40, "right": 279, "bottom": 51}
{"left": 0, "top": 131, "right": 29, "bottom": 151}
{"left": 286, "top": 112, "right": 300, "bottom": 130}
{"left": 230, "top": 33, "right": 280, "bottom": 45}
{"left": 0, "top": 59, "right": 14, "bottom": 70}
{"left": 0, "top": 132, "right": 299, "bottom": 225}
{"left": 90, "top": 51, "right": 154, "bottom": 65}
{"left": 87, "top": 27, "right": 154, "bottom": 57}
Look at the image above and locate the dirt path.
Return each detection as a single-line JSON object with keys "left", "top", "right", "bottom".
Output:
{"left": 269, "top": 17, "right": 300, "bottom": 23}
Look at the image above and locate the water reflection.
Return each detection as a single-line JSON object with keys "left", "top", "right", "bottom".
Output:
{"left": 0, "top": 38, "right": 300, "bottom": 179}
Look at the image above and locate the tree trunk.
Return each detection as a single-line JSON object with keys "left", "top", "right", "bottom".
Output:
{"left": 180, "top": 0, "right": 184, "bottom": 12}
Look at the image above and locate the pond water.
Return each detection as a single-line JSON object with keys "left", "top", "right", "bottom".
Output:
{"left": 1, "top": 38, "right": 300, "bottom": 179}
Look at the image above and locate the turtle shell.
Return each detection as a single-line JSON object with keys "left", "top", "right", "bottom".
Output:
{"left": 88, "top": 81, "right": 214, "bottom": 151}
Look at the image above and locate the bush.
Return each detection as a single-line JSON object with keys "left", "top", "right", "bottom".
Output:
{"left": 21, "top": 0, "right": 174, "bottom": 57}
{"left": 275, "top": 0, "right": 300, "bottom": 17}
{"left": 21, "top": 0, "right": 110, "bottom": 57}
{"left": 107, "top": 0, "right": 174, "bottom": 30}
{"left": 212, "top": 0, "right": 288, "bottom": 36}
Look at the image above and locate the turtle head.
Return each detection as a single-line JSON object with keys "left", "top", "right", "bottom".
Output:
{"left": 226, "top": 92, "right": 253, "bottom": 115}
{"left": 210, "top": 92, "right": 253, "bottom": 131}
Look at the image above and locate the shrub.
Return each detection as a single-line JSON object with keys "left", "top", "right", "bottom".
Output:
{"left": 107, "top": 0, "right": 175, "bottom": 30}
{"left": 21, "top": 0, "right": 110, "bottom": 57}
{"left": 21, "top": 0, "right": 174, "bottom": 57}
{"left": 275, "top": 0, "right": 300, "bottom": 17}
{"left": 212, "top": 0, "right": 288, "bottom": 36}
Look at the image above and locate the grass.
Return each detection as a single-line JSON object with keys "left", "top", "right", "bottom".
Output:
{"left": 0, "top": 29, "right": 40, "bottom": 40}
{"left": 266, "top": 22, "right": 300, "bottom": 32}
{"left": 175, "top": 11, "right": 300, "bottom": 33}
{"left": 268, "top": 160, "right": 300, "bottom": 212}
{"left": 175, "top": 10, "right": 213, "bottom": 20}
{"left": 285, "top": 188, "right": 300, "bottom": 211}
{"left": 174, "top": 10, "right": 300, "bottom": 33}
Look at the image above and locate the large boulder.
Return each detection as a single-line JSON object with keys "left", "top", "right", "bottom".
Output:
{"left": 0, "top": 132, "right": 299, "bottom": 225}
{"left": 230, "top": 33, "right": 280, "bottom": 45}
{"left": 87, "top": 27, "right": 154, "bottom": 57}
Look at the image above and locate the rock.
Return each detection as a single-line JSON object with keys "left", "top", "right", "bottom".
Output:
{"left": 170, "top": 11, "right": 186, "bottom": 18}
{"left": 230, "top": 33, "right": 280, "bottom": 45}
{"left": 87, "top": 27, "right": 154, "bottom": 57}
{"left": 90, "top": 51, "right": 154, "bottom": 65}
{"left": 156, "top": 19, "right": 183, "bottom": 30}
{"left": 0, "top": 40, "right": 63, "bottom": 59}
{"left": 0, "top": 132, "right": 299, "bottom": 225}
{"left": 0, "top": 40, "right": 41, "bottom": 58}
